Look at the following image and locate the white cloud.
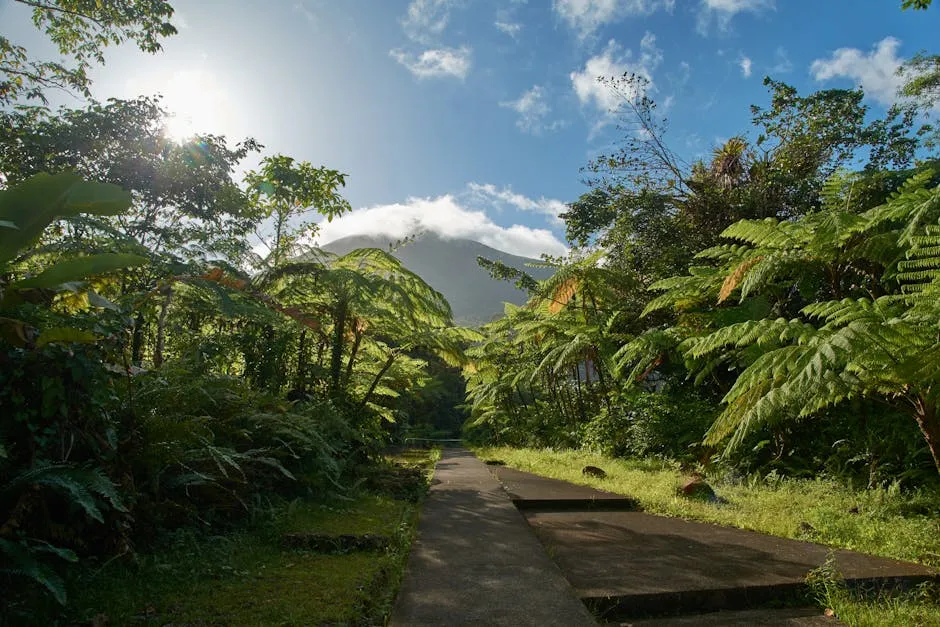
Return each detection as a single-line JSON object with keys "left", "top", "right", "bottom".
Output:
{"left": 466, "top": 183, "right": 568, "bottom": 224}
{"left": 554, "top": 0, "right": 675, "bottom": 39}
{"left": 315, "top": 194, "right": 567, "bottom": 258}
{"left": 697, "top": 0, "right": 774, "bottom": 34}
{"left": 401, "top": 0, "right": 458, "bottom": 43}
{"left": 810, "top": 37, "right": 905, "bottom": 106}
{"left": 771, "top": 46, "right": 792, "bottom": 74}
{"left": 739, "top": 55, "right": 752, "bottom": 78}
{"left": 673, "top": 60, "right": 691, "bottom": 86}
{"left": 390, "top": 46, "right": 472, "bottom": 80}
{"left": 495, "top": 20, "right": 523, "bottom": 38}
{"left": 500, "top": 85, "right": 565, "bottom": 135}
{"left": 570, "top": 33, "right": 662, "bottom": 132}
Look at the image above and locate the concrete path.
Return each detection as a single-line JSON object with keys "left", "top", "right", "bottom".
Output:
{"left": 491, "top": 466, "right": 639, "bottom": 511}
{"left": 498, "top": 467, "right": 937, "bottom": 622}
{"left": 389, "top": 449, "right": 596, "bottom": 626}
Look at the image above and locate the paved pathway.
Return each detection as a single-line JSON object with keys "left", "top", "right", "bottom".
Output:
{"left": 392, "top": 451, "right": 936, "bottom": 625}
{"left": 495, "top": 466, "right": 936, "bottom": 622}
{"left": 389, "top": 448, "right": 596, "bottom": 626}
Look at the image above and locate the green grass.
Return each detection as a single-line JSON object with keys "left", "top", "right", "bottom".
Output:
{"left": 477, "top": 446, "right": 940, "bottom": 626}
{"left": 59, "top": 449, "right": 437, "bottom": 626}
{"left": 821, "top": 584, "right": 940, "bottom": 626}
{"left": 475, "top": 446, "right": 940, "bottom": 567}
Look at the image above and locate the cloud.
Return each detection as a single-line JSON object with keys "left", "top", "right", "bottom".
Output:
{"left": 739, "top": 55, "right": 752, "bottom": 78}
{"left": 314, "top": 193, "right": 568, "bottom": 257}
{"left": 401, "top": 0, "right": 459, "bottom": 43}
{"left": 292, "top": 2, "right": 316, "bottom": 25}
{"left": 697, "top": 0, "right": 774, "bottom": 34}
{"left": 771, "top": 46, "right": 792, "bottom": 74}
{"left": 465, "top": 183, "right": 568, "bottom": 224}
{"left": 495, "top": 20, "right": 523, "bottom": 38}
{"left": 570, "top": 33, "right": 663, "bottom": 133}
{"left": 390, "top": 46, "right": 472, "bottom": 79}
{"left": 500, "top": 85, "right": 566, "bottom": 135}
{"left": 810, "top": 37, "right": 905, "bottom": 106}
{"left": 554, "top": 0, "right": 675, "bottom": 39}
{"left": 672, "top": 60, "right": 691, "bottom": 86}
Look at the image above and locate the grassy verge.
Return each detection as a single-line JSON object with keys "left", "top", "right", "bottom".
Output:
{"left": 475, "top": 446, "right": 940, "bottom": 624}
{"left": 60, "top": 448, "right": 437, "bottom": 626}
{"left": 475, "top": 446, "right": 940, "bottom": 567}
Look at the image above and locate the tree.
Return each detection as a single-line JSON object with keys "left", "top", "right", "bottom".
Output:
{"left": 253, "top": 247, "right": 472, "bottom": 418}
{"left": 1, "top": 0, "right": 177, "bottom": 104}
{"left": 629, "top": 170, "right": 940, "bottom": 472}
{"left": 244, "top": 155, "right": 351, "bottom": 270}
{"left": 0, "top": 97, "right": 264, "bottom": 365}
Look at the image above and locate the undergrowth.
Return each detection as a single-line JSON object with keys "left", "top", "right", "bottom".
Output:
{"left": 13, "top": 448, "right": 437, "bottom": 626}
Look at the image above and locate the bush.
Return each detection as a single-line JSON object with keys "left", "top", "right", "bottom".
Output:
{"left": 580, "top": 390, "right": 716, "bottom": 461}
{"left": 128, "top": 363, "right": 357, "bottom": 533}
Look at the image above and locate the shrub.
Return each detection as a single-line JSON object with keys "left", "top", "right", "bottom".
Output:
{"left": 580, "top": 390, "right": 717, "bottom": 461}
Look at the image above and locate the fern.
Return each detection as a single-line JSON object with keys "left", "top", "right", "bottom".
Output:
{"left": 1, "top": 465, "right": 126, "bottom": 523}
{"left": 0, "top": 538, "right": 77, "bottom": 605}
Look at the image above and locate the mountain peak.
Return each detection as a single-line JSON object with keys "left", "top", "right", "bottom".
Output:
{"left": 319, "top": 234, "right": 552, "bottom": 324}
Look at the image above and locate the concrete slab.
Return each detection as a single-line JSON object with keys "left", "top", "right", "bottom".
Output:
{"left": 618, "top": 606, "right": 837, "bottom": 625}
{"left": 490, "top": 466, "right": 639, "bottom": 511}
{"left": 389, "top": 449, "right": 596, "bottom": 626}
{"left": 525, "top": 510, "right": 937, "bottom": 618}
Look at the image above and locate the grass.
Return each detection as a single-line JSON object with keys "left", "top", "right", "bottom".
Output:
{"left": 475, "top": 446, "right": 940, "bottom": 625}
{"left": 822, "top": 584, "right": 940, "bottom": 626}
{"left": 57, "top": 449, "right": 437, "bottom": 626}
{"left": 475, "top": 446, "right": 940, "bottom": 568}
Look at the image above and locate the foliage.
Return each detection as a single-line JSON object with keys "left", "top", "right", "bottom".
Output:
{"left": 1, "top": 0, "right": 177, "bottom": 104}
{"left": 245, "top": 155, "right": 352, "bottom": 270}
{"left": 580, "top": 390, "right": 716, "bottom": 461}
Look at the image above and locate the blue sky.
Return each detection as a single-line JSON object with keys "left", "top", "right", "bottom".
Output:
{"left": 3, "top": 0, "right": 938, "bottom": 257}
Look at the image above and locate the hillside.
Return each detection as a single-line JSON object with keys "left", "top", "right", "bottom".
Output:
{"left": 319, "top": 233, "right": 553, "bottom": 325}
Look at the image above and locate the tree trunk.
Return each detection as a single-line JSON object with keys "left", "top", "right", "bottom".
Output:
{"left": 359, "top": 354, "right": 396, "bottom": 410}
{"left": 329, "top": 300, "right": 348, "bottom": 393}
{"left": 296, "top": 329, "right": 308, "bottom": 392}
{"left": 152, "top": 286, "right": 174, "bottom": 369}
{"left": 913, "top": 395, "right": 940, "bottom": 472}
{"left": 573, "top": 365, "right": 587, "bottom": 423}
{"left": 343, "top": 328, "right": 363, "bottom": 388}
{"left": 131, "top": 311, "right": 145, "bottom": 366}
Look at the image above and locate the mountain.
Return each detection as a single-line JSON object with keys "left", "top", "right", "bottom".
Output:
{"left": 319, "top": 233, "right": 553, "bottom": 325}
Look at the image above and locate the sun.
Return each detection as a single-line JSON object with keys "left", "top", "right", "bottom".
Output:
{"left": 157, "top": 69, "right": 232, "bottom": 142}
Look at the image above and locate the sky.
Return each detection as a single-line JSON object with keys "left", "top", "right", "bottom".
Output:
{"left": 2, "top": 0, "right": 938, "bottom": 258}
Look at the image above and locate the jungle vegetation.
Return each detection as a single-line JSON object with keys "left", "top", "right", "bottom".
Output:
{"left": 2, "top": 0, "right": 940, "bottom": 621}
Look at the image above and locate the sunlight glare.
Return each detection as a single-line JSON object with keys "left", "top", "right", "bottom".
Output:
{"left": 155, "top": 70, "right": 232, "bottom": 142}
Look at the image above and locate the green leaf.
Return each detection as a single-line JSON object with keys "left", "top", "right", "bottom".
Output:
{"left": 0, "top": 173, "right": 132, "bottom": 266}
{"left": 11, "top": 253, "right": 148, "bottom": 289}
{"left": 0, "top": 538, "right": 69, "bottom": 605}
{"left": 62, "top": 181, "right": 133, "bottom": 216}
{"left": 87, "top": 291, "right": 120, "bottom": 310}
{"left": 36, "top": 327, "right": 99, "bottom": 347}
{"left": 0, "top": 316, "right": 34, "bottom": 347}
